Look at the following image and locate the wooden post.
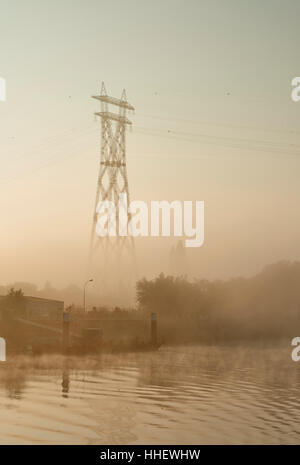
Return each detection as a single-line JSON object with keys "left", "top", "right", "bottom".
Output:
{"left": 150, "top": 312, "right": 157, "bottom": 346}
{"left": 62, "top": 312, "right": 70, "bottom": 354}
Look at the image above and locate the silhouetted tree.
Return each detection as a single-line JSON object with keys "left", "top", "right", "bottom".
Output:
{"left": 0, "top": 288, "right": 26, "bottom": 318}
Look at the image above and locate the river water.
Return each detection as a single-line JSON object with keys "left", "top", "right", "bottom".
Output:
{"left": 0, "top": 344, "right": 299, "bottom": 444}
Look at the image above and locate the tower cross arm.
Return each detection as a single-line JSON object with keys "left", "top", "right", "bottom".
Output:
{"left": 92, "top": 95, "right": 134, "bottom": 111}
{"left": 94, "top": 111, "right": 132, "bottom": 125}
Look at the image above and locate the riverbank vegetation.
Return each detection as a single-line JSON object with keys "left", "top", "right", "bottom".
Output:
{"left": 136, "top": 261, "right": 300, "bottom": 343}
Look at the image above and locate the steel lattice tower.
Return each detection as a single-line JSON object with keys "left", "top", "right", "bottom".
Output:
{"left": 89, "top": 83, "right": 136, "bottom": 300}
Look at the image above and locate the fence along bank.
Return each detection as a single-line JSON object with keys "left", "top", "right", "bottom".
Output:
{"left": 0, "top": 296, "right": 159, "bottom": 354}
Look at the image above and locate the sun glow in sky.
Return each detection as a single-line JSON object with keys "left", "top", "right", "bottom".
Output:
{"left": 0, "top": 0, "right": 300, "bottom": 288}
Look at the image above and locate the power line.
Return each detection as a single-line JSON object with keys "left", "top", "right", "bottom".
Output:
{"left": 133, "top": 126, "right": 300, "bottom": 158}
{"left": 137, "top": 112, "right": 300, "bottom": 137}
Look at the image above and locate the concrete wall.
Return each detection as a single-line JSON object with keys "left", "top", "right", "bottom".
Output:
{"left": 25, "top": 297, "right": 64, "bottom": 319}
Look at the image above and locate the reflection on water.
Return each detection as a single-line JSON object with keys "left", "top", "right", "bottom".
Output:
{"left": 0, "top": 344, "right": 299, "bottom": 444}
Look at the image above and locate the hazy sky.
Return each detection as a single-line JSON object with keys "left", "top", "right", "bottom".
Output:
{"left": 1, "top": 0, "right": 300, "bottom": 290}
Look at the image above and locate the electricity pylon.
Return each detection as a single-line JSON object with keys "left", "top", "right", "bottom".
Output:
{"left": 89, "top": 82, "right": 136, "bottom": 302}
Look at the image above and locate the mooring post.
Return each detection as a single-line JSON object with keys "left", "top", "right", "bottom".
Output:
{"left": 151, "top": 312, "right": 157, "bottom": 346}
{"left": 62, "top": 311, "right": 70, "bottom": 354}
